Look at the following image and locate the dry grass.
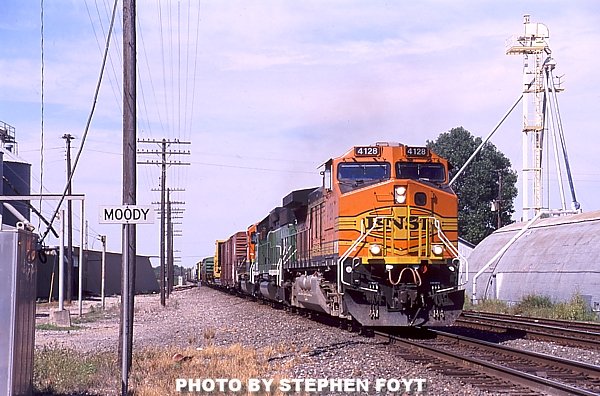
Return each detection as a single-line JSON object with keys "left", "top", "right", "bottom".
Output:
{"left": 34, "top": 343, "right": 291, "bottom": 395}
{"left": 129, "top": 344, "right": 283, "bottom": 396}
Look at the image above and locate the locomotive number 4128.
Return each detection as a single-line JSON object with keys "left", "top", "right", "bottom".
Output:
{"left": 354, "top": 146, "right": 381, "bottom": 156}
{"left": 406, "top": 146, "right": 429, "bottom": 157}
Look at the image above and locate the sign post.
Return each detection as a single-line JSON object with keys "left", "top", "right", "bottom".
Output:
{"left": 99, "top": 204, "right": 153, "bottom": 396}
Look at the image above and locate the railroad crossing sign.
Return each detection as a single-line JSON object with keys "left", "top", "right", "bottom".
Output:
{"left": 98, "top": 205, "right": 155, "bottom": 224}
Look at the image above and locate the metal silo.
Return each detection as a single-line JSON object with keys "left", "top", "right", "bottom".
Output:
{"left": 1, "top": 148, "right": 31, "bottom": 228}
{"left": 1, "top": 122, "right": 31, "bottom": 227}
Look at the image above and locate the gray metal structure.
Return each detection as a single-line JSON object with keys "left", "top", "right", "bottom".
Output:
{"left": 0, "top": 225, "right": 37, "bottom": 396}
{"left": 506, "top": 15, "right": 580, "bottom": 220}
{"left": 467, "top": 211, "right": 600, "bottom": 311}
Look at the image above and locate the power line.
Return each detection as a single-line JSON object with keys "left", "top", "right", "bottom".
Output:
{"left": 138, "top": 138, "right": 190, "bottom": 306}
{"left": 40, "top": 0, "right": 119, "bottom": 244}
{"left": 39, "top": 0, "right": 45, "bottom": 231}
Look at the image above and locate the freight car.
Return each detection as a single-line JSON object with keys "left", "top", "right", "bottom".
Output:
{"left": 216, "top": 142, "right": 465, "bottom": 327}
{"left": 219, "top": 232, "right": 248, "bottom": 288}
{"left": 213, "top": 240, "right": 225, "bottom": 285}
{"left": 198, "top": 256, "right": 215, "bottom": 284}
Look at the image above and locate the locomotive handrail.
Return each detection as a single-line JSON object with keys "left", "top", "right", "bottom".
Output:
{"left": 275, "top": 245, "right": 283, "bottom": 286}
{"left": 431, "top": 217, "right": 469, "bottom": 286}
{"left": 276, "top": 244, "right": 295, "bottom": 287}
{"left": 337, "top": 216, "right": 388, "bottom": 295}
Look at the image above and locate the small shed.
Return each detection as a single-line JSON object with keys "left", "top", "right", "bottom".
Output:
{"left": 466, "top": 211, "right": 600, "bottom": 311}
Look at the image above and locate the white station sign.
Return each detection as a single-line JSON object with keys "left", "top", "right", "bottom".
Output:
{"left": 99, "top": 205, "right": 155, "bottom": 224}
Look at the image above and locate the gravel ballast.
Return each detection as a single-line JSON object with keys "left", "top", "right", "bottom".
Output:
{"left": 35, "top": 287, "right": 595, "bottom": 395}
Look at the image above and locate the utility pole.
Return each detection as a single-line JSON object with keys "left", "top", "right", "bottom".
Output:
{"left": 138, "top": 139, "right": 190, "bottom": 305}
{"left": 62, "top": 133, "right": 74, "bottom": 303}
{"left": 122, "top": 0, "right": 136, "bottom": 394}
{"left": 166, "top": 189, "right": 173, "bottom": 294}
{"left": 100, "top": 235, "right": 107, "bottom": 310}
{"left": 497, "top": 171, "right": 503, "bottom": 229}
{"left": 167, "top": 205, "right": 185, "bottom": 292}
{"left": 151, "top": 187, "right": 185, "bottom": 297}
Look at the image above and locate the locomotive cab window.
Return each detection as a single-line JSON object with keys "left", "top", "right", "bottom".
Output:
{"left": 396, "top": 162, "right": 446, "bottom": 183}
{"left": 337, "top": 162, "right": 390, "bottom": 193}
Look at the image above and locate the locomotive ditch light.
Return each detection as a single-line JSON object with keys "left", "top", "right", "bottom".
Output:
{"left": 432, "top": 245, "right": 444, "bottom": 255}
{"left": 394, "top": 186, "right": 407, "bottom": 204}
{"left": 369, "top": 243, "right": 382, "bottom": 255}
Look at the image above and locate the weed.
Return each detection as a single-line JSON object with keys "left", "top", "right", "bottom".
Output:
{"left": 33, "top": 344, "right": 118, "bottom": 394}
{"left": 72, "top": 303, "right": 120, "bottom": 324}
{"left": 36, "top": 323, "right": 81, "bottom": 331}
{"left": 468, "top": 292, "right": 598, "bottom": 322}
{"left": 203, "top": 327, "right": 216, "bottom": 346}
{"left": 467, "top": 298, "right": 510, "bottom": 314}
{"left": 552, "top": 293, "right": 598, "bottom": 321}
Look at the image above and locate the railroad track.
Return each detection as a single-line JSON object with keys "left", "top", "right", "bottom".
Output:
{"left": 203, "top": 285, "right": 600, "bottom": 394}
{"left": 379, "top": 328, "right": 600, "bottom": 395}
{"left": 457, "top": 310, "right": 600, "bottom": 350}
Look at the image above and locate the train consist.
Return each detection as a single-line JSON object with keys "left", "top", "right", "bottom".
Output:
{"left": 198, "top": 142, "right": 465, "bottom": 327}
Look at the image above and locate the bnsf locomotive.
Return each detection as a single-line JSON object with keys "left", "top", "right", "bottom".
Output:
{"left": 203, "top": 142, "right": 464, "bottom": 327}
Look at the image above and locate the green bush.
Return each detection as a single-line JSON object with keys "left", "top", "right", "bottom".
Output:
{"left": 552, "top": 294, "right": 598, "bottom": 322}
{"left": 466, "top": 296, "right": 510, "bottom": 314}
{"left": 467, "top": 292, "right": 598, "bottom": 322}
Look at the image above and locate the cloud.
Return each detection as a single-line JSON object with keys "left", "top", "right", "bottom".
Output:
{"left": 3, "top": 0, "right": 600, "bottom": 262}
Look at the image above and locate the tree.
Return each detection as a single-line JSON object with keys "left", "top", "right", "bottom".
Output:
{"left": 427, "top": 127, "right": 518, "bottom": 244}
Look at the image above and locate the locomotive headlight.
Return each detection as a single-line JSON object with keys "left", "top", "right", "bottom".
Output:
{"left": 369, "top": 244, "right": 382, "bottom": 255}
{"left": 394, "top": 186, "right": 407, "bottom": 204}
{"left": 432, "top": 245, "right": 444, "bottom": 255}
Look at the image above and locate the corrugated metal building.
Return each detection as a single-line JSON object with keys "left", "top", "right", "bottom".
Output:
{"left": 466, "top": 211, "right": 600, "bottom": 311}
{"left": 36, "top": 248, "right": 159, "bottom": 300}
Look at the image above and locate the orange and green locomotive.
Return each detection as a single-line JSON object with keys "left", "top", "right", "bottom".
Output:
{"left": 221, "top": 142, "right": 464, "bottom": 327}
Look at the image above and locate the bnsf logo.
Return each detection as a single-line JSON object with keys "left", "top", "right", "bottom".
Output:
{"left": 365, "top": 216, "right": 429, "bottom": 230}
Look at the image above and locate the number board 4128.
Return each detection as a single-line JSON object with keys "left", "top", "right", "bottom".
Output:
{"left": 354, "top": 146, "right": 381, "bottom": 157}
{"left": 405, "top": 146, "right": 429, "bottom": 157}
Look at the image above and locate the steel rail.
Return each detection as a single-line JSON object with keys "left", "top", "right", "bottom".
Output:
{"left": 376, "top": 328, "right": 600, "bottom": 396}
{"left": 462, "top": 310, "right": 600, "bottom": 332}
{"left": 430, "top": 329, "right": 600, "bottom": 379}
{"left": 456, "top": 317, "right": 600, "bottom": 350}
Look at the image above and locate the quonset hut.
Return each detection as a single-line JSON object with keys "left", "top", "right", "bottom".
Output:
{"left": 467, "top": 211, "right": 600, "bottom": 312}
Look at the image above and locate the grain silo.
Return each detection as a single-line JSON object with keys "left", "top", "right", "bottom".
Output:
{"left": 0, "top": 121, "right": 31, "bottom": 227}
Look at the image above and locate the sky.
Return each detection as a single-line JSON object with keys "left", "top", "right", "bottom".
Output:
{"left": 1, "top": 1, "right": 599, "bottom": 267}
